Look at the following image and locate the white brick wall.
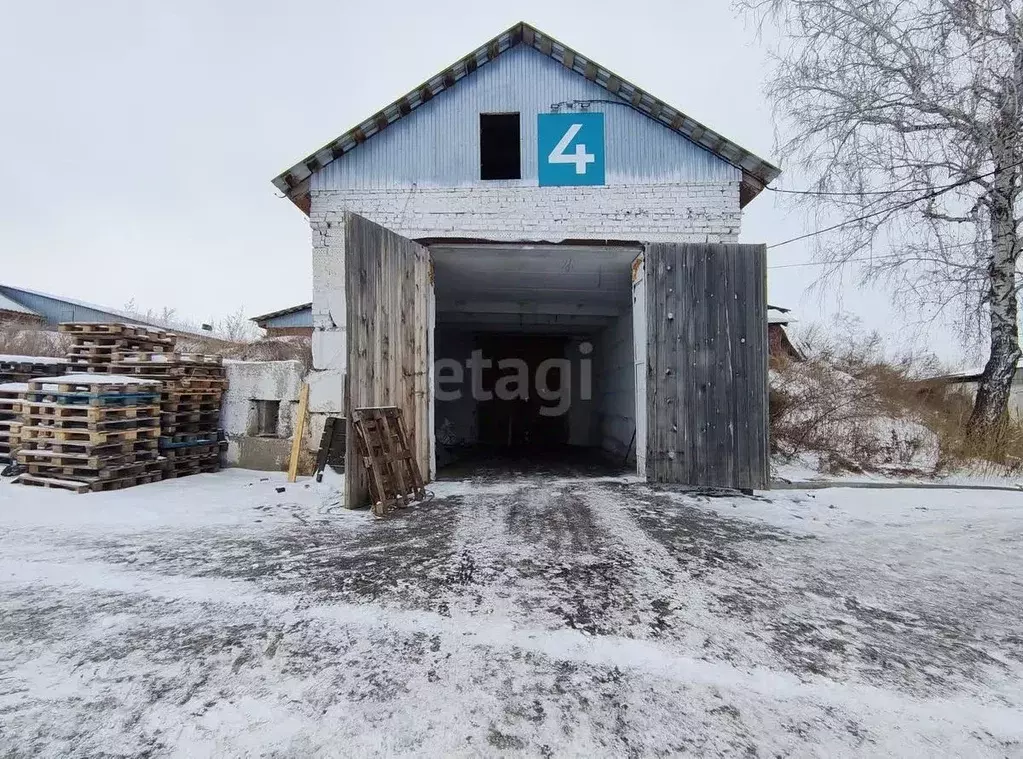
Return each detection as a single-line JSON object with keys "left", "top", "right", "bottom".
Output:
{"left": 307, "top": 180, "right": 740, "bottom": 415}
{"left": 310, "top": 182, "right": 740, "bottom": 243}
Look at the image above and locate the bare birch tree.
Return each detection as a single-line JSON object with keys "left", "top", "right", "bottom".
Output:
{"left": 742, "top": 0, "right": 1023, "bottom": 437}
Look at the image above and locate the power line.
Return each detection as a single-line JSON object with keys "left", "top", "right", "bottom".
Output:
{"left": 768, "top": 238, "right": 986, "bottom": 269}
{"left": 769, "top": 255, "right": 898, "bottom": 270}
{"left": 766, "top": 184, "right": 926, "bottom": 197}
{"left": 765, "top": 160, "right": 1023, "bottom": 249}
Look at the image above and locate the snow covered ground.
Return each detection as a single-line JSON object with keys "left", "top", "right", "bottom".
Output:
{"left": 1, "top": 468, "right": 1021, "bottom": 756}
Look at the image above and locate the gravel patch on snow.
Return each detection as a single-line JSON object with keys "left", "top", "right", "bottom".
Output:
{"left": 0, "top": 469, "right": 1021, "bottom": 756}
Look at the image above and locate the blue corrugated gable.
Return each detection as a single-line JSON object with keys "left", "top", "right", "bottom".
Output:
{"left": 312, "top": 45, "right": 738, "bottom": 191}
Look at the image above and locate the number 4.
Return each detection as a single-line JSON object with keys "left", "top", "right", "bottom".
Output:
{"left": 548, "top": 123, "right": 595, "bottom": 175}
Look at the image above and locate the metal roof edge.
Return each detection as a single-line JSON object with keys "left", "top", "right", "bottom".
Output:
{"left": 270, "top": 20, "right": 780, "bottom": 213}
{"left": 250, "top": 302, "right": 313, "bottom": 324}
{"left": 0, "top": 284, "right": 215, "bottom": 340}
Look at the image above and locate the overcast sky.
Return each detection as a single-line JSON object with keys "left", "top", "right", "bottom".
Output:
{"left": 0, "top": 0, "right": 973, "bottom": 367}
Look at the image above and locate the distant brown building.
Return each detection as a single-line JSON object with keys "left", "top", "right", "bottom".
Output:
{"left": 768, "top": 305, "right": 803, "bottom": 361}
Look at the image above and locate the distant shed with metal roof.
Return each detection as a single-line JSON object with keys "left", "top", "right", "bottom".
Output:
{"left": 0, "top": 284, "right": 211, "bottom": 339}
{"left": 0, "top": 290, "right": 45, "bottom": 325}
{"left": 251, "top": 303, "right": 313, "bottom": 336}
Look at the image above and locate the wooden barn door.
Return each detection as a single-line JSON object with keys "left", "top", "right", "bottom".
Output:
{"left": 645, "top": 243, "right": 769, "bottom": 490}
{"left": 345, "top": 212, "right": 433, "bottom": 508}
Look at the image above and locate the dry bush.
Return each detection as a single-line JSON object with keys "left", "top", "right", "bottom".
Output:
{"left": 0, "top": 323, "right": 68, "bottom": 358}
{"left": 771, "top": 320, "right": 943, "bottom": 475}
{"left": 921, "top": 386, "right": 1023, "bottom": 475}
{"left": 773, "top": 318, "right": 1023, "bottom": 476}
{"left": 219, "top": 336, "right": 312, "bottom": 371}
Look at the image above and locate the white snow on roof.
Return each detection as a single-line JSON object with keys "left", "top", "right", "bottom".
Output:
{"left": 0, "top": 382, "right": 29, "bottom": 392}
{"left": 0, "top": 354, "right": 65, "bottom": 365}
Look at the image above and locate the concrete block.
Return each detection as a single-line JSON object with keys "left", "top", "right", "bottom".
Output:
{"left": 308, "top": 368, "right": 345, "bottom": 413}
{"left": 312, "top": 329, "right": 346, "bottom": 372}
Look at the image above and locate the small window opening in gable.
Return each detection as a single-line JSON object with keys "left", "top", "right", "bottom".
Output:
{"left": 254, "top": 400, "right": 281, "bottom": 437}
{"left": 480, "top": 113, "right": 521, "bottom": 180}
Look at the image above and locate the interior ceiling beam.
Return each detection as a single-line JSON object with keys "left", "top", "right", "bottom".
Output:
{"left": 436, "top": 323, "right": 598, "bottom": 335}
{"left": 437, "top": 300, "right": 625, "bottom": 317}
{"left": 434, "top": 285, "right": 631, "bottom": 300}
{"left": 435, "top": 312, "right": 614, "bottom": 327}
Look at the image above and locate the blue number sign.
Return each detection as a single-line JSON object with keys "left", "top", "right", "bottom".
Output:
{"left": 538, "top": 112, "right": 605, "bottom": 186}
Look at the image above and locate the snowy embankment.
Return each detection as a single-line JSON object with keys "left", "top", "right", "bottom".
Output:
{"left": 1, "top": 469, "right": 1021, "bottom": 756}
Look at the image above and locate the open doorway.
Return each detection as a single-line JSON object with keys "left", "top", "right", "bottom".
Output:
{"left": 430, "top": 243, "right": 642, "bottom": 477}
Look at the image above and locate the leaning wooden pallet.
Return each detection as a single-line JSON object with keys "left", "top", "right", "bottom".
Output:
{"left": 14, "top": 375, "right": 165, "bottom": 493}
{"left": 351, "top": 406, "right": 426, "bottom": 517}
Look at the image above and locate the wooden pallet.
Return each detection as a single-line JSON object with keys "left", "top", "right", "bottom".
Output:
{"left": 0, "top": 360, "right": 65, "bottom": 375}
{"left": 111, "top": 351, "right": 222, "bottom": 365}
{"left": 61, "top": 362, "right": 111, "bottom": 374}
{"left": 159, "top": 441, "right": 225, "bottom": 460}
{"left": 159, "top": 409, "right": 218, "bottom": 423}
{"left": 160, "top": 393, "right": 222, "bottom": 402}
{"left": 164, "top": 376, "right": 227, "bottom": 390}
{"left": 159, "top": 399, "right": 221, "bottom": 412}
{"left": 158, "top": 433, "right": 220, "bottom": 448}
{"left": 28, "top": 378, "right": 161, "bottom": 394}
{"left": 26, "top": 384, "right": 162, "bottom": 407}
{"left": 23, "top": 458, "right": 164, "bottom": 481}
{"left": 22, "top": 415, "right": 160, "bottom": 432}
{"left": 15, "top": 471, "right": 163, "bottom": 493}
{"left": 17, "top": 448, "right": 159, "bottom": 469}
{"left": 59, "top": 322, "right": 174, "bottom": 343}
{"left": 0, "top": 421, "right": 20, "bottom": 460}
{"left": 19, "top": 425, "right": 160, "bottom": 444}
{"left": 162, "top": 459, "right": 220, "bottom": 478}
{"left": 23, "top": 402, "right": 159, "bottom": 420}
{"left": 109, "top": 370, "right": 226, "bottom": 384}
{"left": 160, "top": 425, "right": 220, "bottom": 437}
{"left": 17, "top": 437, "right": 159, "bottom": 455}
{"left": 351, "top": 407, "right": 426, "bottom": 517}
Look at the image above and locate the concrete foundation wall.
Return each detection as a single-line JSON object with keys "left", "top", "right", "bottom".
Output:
{"left": 594, "top": 310, "right": 636, "bottom": 462}
{"left": 222, "top": 360, "right": 306, "bottom": 471}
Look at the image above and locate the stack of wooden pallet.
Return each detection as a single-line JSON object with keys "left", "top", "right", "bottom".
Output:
{"left": 0, "top": 355, "right": 66, "bottom": 383}
{"left": 15, "top": 375, "right": 163, "bottom": 492}
{"left": 61, "top": 323, "right": 174, "bottom": 374}
{"left": 108, "top": 352, "right": 227, "bottom": 478}
{"left": 0, "top": 382, "right": 26, "bottom": 462}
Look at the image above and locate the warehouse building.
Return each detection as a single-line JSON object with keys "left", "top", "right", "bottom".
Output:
{"left": 271, "top": 21, "right": 780, "bottom": 506}
{"left": 0, "top": 284, "right": 211, "bottom": 339}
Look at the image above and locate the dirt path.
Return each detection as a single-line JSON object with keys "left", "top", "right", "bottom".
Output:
{"left": 1, "top": 471, "right": 1021, "bottom": 756}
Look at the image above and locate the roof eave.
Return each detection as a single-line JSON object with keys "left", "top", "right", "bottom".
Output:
{"left": 250, "top": 302, "right": 314, "bottom": 324}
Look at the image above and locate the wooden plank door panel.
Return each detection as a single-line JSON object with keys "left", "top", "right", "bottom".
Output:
{"left": 345, "top": 212, "right": 432, "bottom": 507}
{"left": 645, "top": 243, "right": 768, "bottom": 490}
